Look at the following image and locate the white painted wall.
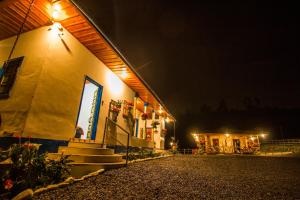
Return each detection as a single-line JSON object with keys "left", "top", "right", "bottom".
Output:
{"left": 0, "top": 26, "right": 135, "bottom": 142}
{"left": 0, "top": 26, "right": 166, "bottom": 149}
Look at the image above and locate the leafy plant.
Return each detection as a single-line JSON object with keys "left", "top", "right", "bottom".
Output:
{"left": 151, "top": 121, "right": 160, "bottom": 129}
{"left": 141, "top": 113, "right": 149, "bottom": 120}
{"left": 127, "top": 150, "right": 161, "bottom": 161}
{"left": 0, "top": 143, "right": 72, "bottom": 198}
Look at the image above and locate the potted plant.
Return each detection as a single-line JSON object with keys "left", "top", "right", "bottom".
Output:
{"left": 141, "top": 113, "right": 148, "bottom": 120}
{"left": 110, "top": 100, "right": 122, "bottom": 122}
{"left": 151, "top": 121, "right": 160, "bottom": 130}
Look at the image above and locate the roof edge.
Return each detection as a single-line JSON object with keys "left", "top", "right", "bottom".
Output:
{"left": 69, "top": 0, "right": 175, "bottom": 121}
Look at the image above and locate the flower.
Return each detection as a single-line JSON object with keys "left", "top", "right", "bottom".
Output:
{"left": 4, "top": 179, "right": 13, "bottom": 190}
{"left": 23, "top": 143, "right": 34, "bottom": 149}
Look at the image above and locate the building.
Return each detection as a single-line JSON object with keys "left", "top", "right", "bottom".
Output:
{"left": 192, "top": 132, "right": 263, "bottom": 154}
{"left": 0, "top": 0, "right": 174, "bottom": 153}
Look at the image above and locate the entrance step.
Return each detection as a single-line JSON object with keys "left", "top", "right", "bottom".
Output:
{"left": 48, "top": 153, "right": 123, "bottom": 163}
{"left": 58, "top": 146, "right": 114, "bottom": 155}
{"left": 68, "top": 141, "right": 104, "bottom": 148}
{"left": 53, "top": 141, "right": 125, "bottom": 178}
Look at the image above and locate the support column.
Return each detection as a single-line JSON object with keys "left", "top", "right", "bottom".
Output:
{"left": 133, "top": 94, "right": 138, "bottom": 138}
{"left": 143, "top": 102, "right": 148, "bottom": 140}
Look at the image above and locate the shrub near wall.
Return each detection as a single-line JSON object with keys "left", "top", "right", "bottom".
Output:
{"left": 0, "top": 143, "right": 71, "bottom": 199}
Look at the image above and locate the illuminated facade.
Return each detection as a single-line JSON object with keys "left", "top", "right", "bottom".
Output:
{"left": 0, "top": 0, "right": 173, "bottom": 152}
{"left": 192, "top": 132, "right": 261, "bottom": 154}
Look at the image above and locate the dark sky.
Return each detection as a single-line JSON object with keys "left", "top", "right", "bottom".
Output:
{"left": 75, "top": 0, "right": 299, "bottom": 117}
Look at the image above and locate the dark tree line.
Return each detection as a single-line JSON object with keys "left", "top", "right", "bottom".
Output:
{"left": 170, "top": 97, "right": 300, "bottom": 149}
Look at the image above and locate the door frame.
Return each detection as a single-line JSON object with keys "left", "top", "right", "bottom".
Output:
{"left": 75, "top": 75, "right": 103, "bottom": 140}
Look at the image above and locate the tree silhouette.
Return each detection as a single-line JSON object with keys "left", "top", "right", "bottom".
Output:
{"left": 217, "top": 99, "right": 229, "bottom": 112}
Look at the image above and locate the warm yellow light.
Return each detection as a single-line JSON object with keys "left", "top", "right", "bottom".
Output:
{"left": 53, "top": 4, "right": 61, "bottom": 11}
{"left": 261, "top": 134, "right": 265, "bottom": 138}
{"left": 250, "top": 136, "right": 255, "bottom": 141}
{"left": 49, "top": 22, "right": 63, "bottom": 37}
{"left": 120, "top": 69, "right": 128, "bottom": 79}
{"left": 225, "top": 133, "right": 230, "bottom": 137}
{"left": 165, "top": 117, "right": 170, "bottom": 123}
{"left": 53, "top": 22, "right": 62, "bottom": 30}
{"left": 107, "top": 72, "right": 123, "bottom": 95}
{"left": 159, "top": 109, "right": 163, "bottom": 114}
{"left": 52, "top": 10, "right": 60, "bottom": 19}
{"left": 170, "top": 142, "right": 173, "bottom": 146}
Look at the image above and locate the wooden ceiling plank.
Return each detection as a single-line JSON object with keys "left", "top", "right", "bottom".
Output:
{"left": 78, "top": 36, "right": 104, "bottom": 44}
{"left": 0, "top": 12, "right": 25, "bottom": 33}
{"left": 62, "top": 20, "right": 86, "bottom": 29}
{"left": 14, "top": 1, "right": 46, "bottom": 26}
{"left": 70, "top": 28, "right": 97, "bottom": 37}
{"left": 68, "top": 26, "right": 92, "bottom": 33}
{"left": 8, "top": 4, "right": 40, "bottom": 28}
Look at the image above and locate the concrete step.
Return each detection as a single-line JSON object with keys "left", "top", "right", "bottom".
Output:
{"left": 58, "top": 146, "right": 114, "bottom": 155}
{"left": 68, "top": 141, "right": 104, "bottom": 148}
{"left": 69, "top": 161, "right": 126, "bottom": 178}
{"left": 48, "top": 153, "right": 123, "bottom": 163}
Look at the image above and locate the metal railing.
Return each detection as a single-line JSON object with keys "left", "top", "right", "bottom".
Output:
{"left": 176, "top": 149, "right": 193, "bottom": 154}
{"left": 261, "top": 139, "right": 300, "bottom": 144}
{"left": 102, "top": 117, "right": 130, "bottom": 166}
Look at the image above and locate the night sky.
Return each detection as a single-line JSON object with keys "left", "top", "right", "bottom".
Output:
{"left": 74, "top": 0, "right": 299, "bottom": 117}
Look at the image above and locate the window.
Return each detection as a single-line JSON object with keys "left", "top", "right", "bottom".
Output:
{"left": 0, "top": 56, "right": 24, "bottom": 99}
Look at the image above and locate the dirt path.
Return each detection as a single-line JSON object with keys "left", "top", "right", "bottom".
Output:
{"left": 34, "top": 155, "right": 300, "bottom": 200}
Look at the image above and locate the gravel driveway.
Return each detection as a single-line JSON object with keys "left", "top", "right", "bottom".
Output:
{"left": 33, "top": 155, "right": 300, "bottom": 200}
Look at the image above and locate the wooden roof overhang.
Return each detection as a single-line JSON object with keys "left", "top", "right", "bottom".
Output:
{"left": 0, "top": 0, "right": 175, "bottom": 120}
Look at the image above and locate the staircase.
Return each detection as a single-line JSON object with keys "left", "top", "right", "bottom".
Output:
{"left": 48, "top": 141, "right": 126, "bottom": 178}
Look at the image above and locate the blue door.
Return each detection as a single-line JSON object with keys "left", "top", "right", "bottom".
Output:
{"left": 75, "top": 76, "right": 103, "bottom": 140}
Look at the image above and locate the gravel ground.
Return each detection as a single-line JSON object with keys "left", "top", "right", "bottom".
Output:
{"left": 34, "top": 155, "right": 300, "bottom": 200}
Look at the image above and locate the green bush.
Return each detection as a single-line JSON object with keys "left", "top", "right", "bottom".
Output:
{"left": 127, "top": 150, "right": 162, "bottom": 161}
{"left": 0, "top": 143, "right": 71, "bottom": 198}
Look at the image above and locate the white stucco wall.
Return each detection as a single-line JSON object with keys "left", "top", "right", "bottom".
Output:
{"left": 0, "top": 26, "right": 135, "bottom": 142}
{"left": 0, "top": 29, "right": 50, "bottom": 135}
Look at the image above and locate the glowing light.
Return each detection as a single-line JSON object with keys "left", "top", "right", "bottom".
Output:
{"left": 49, "top": 22, "right": 63, "bottom": 37}
{"left": 261, "top": 134, "right": 265, "bottom": 138}
{"left": 170, "top": 142, "right": 173, "bottom": 146}
{"left": 53, "top": 22, "right": 62, "bottom": 30}
{"left": 53, "top": 4, "right": 61, "bottom": 11}
{"left": 225, "top": 133, "right": 230, "bottom": 137}
{"left": 52, "top": 10, "right": 60, "bottom": 20}
{"left": 250, "top": 136, "right": 255, "bottom": 141}
{"left": 107, "top": 72, "right": 123, "bottom": 95}
{"left": 165, "top": 117, "right": 170, "bottom": 123}
{"left": 120, "top": 68, "right": 128, "bottom": 79}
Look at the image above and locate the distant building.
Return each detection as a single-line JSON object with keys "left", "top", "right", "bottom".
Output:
{"left": 192, "top": 132, "right": 262, "bottom": 154}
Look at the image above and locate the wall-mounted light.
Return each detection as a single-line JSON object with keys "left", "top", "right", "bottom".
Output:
{"left": 107, "top": 71, "right": 123, "bottom": 96}
{"left": 158, "top": 106, "right": 163, "bottom": 114}
{"left": 120, "top": 68, "right": 128, "bottom": 79}
{"left": 51, "top": 1, "right": 62, "bottom": 21}
{"left": 165, "top": 117, "right": 170, "bottom": 123}
{"left": 48, "top": 22, "right": 64, "bottom": 37}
